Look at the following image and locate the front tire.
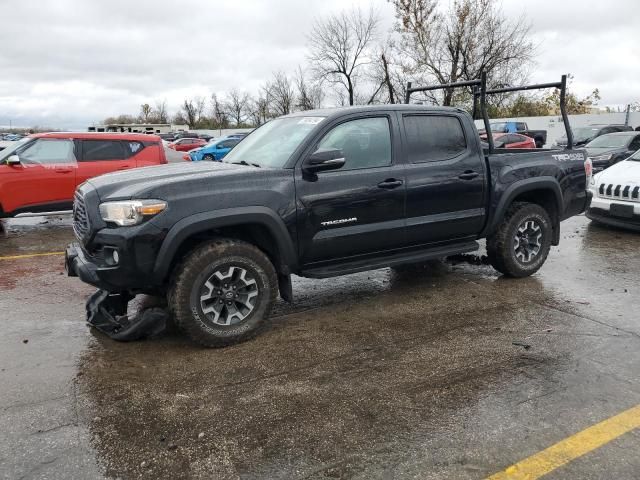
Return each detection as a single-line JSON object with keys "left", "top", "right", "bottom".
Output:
{"left": 203, "top": 154, "right": 215, "bottom": 161}
{"left": 169, "top": 239, "right": 277, "bottom": 347}
{"left": 486, "top": 202, "right": 552, "bottom": 278}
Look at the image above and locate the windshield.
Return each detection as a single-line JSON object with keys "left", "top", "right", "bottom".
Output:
{"left": 574, "top": 127, "right": 600, "bottom": 142}
{"left": 490, "top": 122, "right": 508, "bottom": 132}
{"left": 222, "top": 116, "right": 325, "bottom": 168}
{"left": 629, "top": 150, "right": 640, "bottom": 161}
{"left": 0, "top": 137, "right": 32, "bottom": 161}
{"left": 586, "top": 135, "right": 631, "bottom": 149}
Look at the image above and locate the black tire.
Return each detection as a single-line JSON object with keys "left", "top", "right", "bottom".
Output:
{"left": 486, "top": 202, "right": 552, "bottom": 278}
{"left": 168, "top": 238, "right": 277, "bottom": 347}
{"left": 535, "top": 139, "right": 544, "bottom": 149}
{"left": 203, "top": 154, "right": 215, "bottom": 161}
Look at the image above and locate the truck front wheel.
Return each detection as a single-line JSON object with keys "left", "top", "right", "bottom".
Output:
{"left": 486, "top": 202, "right": 552, "bottom": 278}
{"left": 169, "top": 238, "right": 277, "bottom": 347}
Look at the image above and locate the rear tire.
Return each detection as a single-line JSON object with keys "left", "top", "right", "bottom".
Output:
{"left": 169, "top": 239, "right": 277, "bottom": 347}
{"left": 203, "top": 154, "right": 215, "bottom": 161}
{"left": 486, "top": 202, "right": 552, "bottom": 278}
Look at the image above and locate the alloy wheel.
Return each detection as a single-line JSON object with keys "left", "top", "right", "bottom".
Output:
{"left": 199, "top": 266, "right": 259, "bottom": 326}
{"left": 514, "top": 219, "right": 543, "bottom": 263}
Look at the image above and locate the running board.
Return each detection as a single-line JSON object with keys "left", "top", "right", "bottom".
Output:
{"left": 300, "top": 241, "right": 479, "bottom": 279}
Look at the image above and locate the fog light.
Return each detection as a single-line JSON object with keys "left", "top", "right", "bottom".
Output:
{"left": 104, "top": 248, "right": 119, "bottom": 266}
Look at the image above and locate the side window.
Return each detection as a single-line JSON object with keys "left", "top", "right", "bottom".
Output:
{"left": 629, "top": 136, "right": 640, "bottom": 151}
{"left": 125, "top": 141, "right": 145, "bottom": 157}
{"left": 19, "top": 139, "right": 77, "bottom": 164}
{"left": 516, "top": 122, "right": 527, "bottom": 131}
{"left": 316, "top": 117, "right": 391, "bottom": 170}
{"left": 404, "top": 115, "right": 467, "bottom": 163}
{"left": 82, "top": 140, "right": 126, "bottom": 161}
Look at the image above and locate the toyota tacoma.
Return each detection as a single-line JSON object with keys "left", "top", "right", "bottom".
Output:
{"left": 66, "top": 76, "right": 590, "bottom": 347}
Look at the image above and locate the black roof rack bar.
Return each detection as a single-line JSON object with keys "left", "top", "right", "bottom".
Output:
{"left": 407, "top": 73, "right": 573, "bottom": 151}
{"left": 405, "top": 72, "right": 494, "bottom": 151}
{"left": 474, "top": 74, "right": 573, "bottom": 149}
{"left": 405, "top": 78, "right": 482, "bottom": 100}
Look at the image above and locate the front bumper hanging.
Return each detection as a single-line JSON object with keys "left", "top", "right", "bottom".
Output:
{"left": 85, "top": 289, "right": 169, "bottom": 342}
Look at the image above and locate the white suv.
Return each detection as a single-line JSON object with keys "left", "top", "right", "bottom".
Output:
{"left": 587, "top": 151, "right": 640, "bottom": 231}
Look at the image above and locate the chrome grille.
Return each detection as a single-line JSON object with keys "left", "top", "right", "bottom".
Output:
{"left": 598, "top": 183, "right": 640, "bottom": 202}
{"left": 72, "top": 192, "right": 90, "bottom": 240}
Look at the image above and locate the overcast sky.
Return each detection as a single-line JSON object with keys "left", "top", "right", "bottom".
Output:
{"left": 1, "top": 0, "right": 639, "bottom": 129}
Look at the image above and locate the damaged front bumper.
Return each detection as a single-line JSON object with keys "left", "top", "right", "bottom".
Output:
{"left": 66, "top": 244, "right": 169, "bottom": 341}
{"left": 84, "top": 289, "right": 169, "bottom": 341}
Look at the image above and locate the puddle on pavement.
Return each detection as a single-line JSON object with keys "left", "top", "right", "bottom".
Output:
{"left": 2, "top": 213, "right": 637, "bottom": 478}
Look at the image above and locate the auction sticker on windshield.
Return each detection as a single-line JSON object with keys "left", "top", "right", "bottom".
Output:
{"left": 298, "top": 117, "right": 324, "bottom": 125}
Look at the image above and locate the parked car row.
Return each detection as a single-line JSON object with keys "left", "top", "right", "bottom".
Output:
{"left": 182, "top": 136, "right": 242, "bottom": 161}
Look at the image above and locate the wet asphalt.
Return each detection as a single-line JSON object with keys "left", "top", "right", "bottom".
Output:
{"left": 0, "top": 214, "right": 638, "bottom": 479}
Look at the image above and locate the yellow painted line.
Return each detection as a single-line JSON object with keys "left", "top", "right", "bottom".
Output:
{"left": 0, "top": 251, "right": 64, "bottom": 260}
{"left": 487, "top": 403, "right": 640, "bottom": 479}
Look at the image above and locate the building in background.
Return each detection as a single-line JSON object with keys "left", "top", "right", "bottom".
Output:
{"left": 88, "top": 123, "right": 189, "bottom": 134}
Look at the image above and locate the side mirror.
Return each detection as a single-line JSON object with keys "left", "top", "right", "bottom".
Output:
{"left": 303, "top": 148, "right": 345, "bottom": 174}
{"left": 6, "top": 155, "right": 20, "bottom": 165}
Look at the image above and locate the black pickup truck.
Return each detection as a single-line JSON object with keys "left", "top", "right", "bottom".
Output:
{"left": 66, "top": 76, "right": 589, "bottom": 347}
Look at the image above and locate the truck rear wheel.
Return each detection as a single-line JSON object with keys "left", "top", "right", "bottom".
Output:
{"left": 169, "top": 238, "right": 277, "bottom": 347}
{"left": 486, "top": 202, "right": 552, "bottom": 278}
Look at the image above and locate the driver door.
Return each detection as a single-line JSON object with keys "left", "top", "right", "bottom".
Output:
{"left": 295, "top": 114, "right": 406, "bottom": 265}
{"left": 1, "top": 138, "right": 77, "bottom": 214}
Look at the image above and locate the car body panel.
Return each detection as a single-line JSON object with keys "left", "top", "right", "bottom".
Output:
{"left": 0, "top": 132, "right": 166, "bottom": 217}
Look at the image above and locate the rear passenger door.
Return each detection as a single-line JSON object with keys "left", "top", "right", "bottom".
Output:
{"left": 401, "top": 113, "right": 487, "bottom": 246}
{"left": 77, "top": 139, "right": 133, "bottom": 186}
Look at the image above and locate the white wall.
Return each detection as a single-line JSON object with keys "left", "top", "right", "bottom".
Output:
{"left": 192, "top": 128, "right": 253, "bottom": 138}
{"left": 474, "top": 112, "right": 640, "bottom": 147}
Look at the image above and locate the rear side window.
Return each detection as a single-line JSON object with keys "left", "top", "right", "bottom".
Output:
{"left": 404, "top": 115, "right": 467, "bottom": 163}
{"left": 125, "top": 141, "right": 145, "bottom": 156}
{"left": 516, "top": 122, "right": 526, "bottom": 131}
{"left": 82, "top": 140, "right": 126, "bottom": 161}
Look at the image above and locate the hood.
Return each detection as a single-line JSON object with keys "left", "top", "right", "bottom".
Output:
{"left": 594, "top": 159, "right": 640, "bottom": 185}
{"left": 585, "top": 146, "right": 624, "bottom": 157}
{"left": 86, "top": 161, "right": 256, "bottom": 201}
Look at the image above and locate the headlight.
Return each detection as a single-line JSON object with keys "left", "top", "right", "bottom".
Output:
{"left": 99, "top": 199, "right": 167, "bottom": 226}
{"left": 589, "top": 153, "right": 613, "bottom": 161}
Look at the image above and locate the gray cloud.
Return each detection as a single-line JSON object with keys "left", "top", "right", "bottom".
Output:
{"left": 0, "top": 0, "right": 638, "bottom": 129}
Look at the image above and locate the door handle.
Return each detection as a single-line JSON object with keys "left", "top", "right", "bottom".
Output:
{"left": 458, "top": 171, "right": 479, "bottom": 180}
{"left": 54, "top": 167, "right": 73, "bottom": 173}
{"left": 117, "top": 165, "right": 132, "bottom": 170}
{"left": 377, "top": 179, "right": 403, "bottom": 189}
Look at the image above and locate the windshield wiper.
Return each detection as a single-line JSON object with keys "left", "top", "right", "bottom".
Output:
{"left": 231, "top": 160, "right": 261, "bottom": 168}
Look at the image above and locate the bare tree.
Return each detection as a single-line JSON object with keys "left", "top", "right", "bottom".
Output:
{"left": 225, "top": 89, "right": 250, "bottom": 126}
{"left": 308, "top": 7, "right": 379, "bottom": 106}
{"left": 368, "top": 40, "right": 411, "bottom": 105}
{"left": 139, "top": 103, "right": 152, "bottom": 122}
{"left": 392, "top": 0, "right": 534, "bottom": 106}
{"left": 266, "top": 71, "right": 295, "bottom": 116}
{"left": 182, "top": 97, "right": 206, "bottom": 127}
{"left": 210, "top": 94, "right": 229, "bottom": 129}
{"left": 154, "top": 100, "right": 168, "bottom": 123}
{"left": 248, "top": 94, "right": 271, "bottom": 127}
{"left": 294, "top": 66, "right": 324, "bottom": 111}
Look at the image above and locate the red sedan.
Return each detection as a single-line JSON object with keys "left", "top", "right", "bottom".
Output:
{"left": 0, "top": 132, "right": 167, "bottom": 217}
{"left": 481, "top": 133, "right": 536, "bottom": 149}
{"left": 167, "top": 138, "right": 207, "bottom": 151}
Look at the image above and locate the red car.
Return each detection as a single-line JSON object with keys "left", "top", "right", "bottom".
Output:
{"left": 481, "top": 133, "right": 536, "bottom": 149}
{"left": 167, "top": 138, "right": 207, "bottom": 151}
{"left": 0, "top": 132, "right": 167, "bottom": 217}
